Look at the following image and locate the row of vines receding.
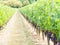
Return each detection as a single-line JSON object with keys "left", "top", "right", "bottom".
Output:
{"left": 20, "top": 0, "right": 60, "bottom": 45}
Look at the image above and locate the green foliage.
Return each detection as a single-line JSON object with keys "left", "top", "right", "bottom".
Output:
{"left": 19, "top": 0, "right": 60, "bottom": 41}
{"left": 0, "top": 0, "right": 38, "bottom": 7}
{"left": 0, "top": 1, "right": 22, "bottom": 8}
{"left": 28, "top": 0, "right": 37, "bottom": 4}
{"left": 0, "top": 4, "right": 15, "bottom": 26}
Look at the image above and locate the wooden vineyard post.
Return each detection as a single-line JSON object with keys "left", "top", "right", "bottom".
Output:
{"left": 42, "top": 29, "right": 44, "bottom": 40}
{"left": 0, "top": 26, "right": 2, "bottom": 30}
{"left": 45, "top": 30, "right": 48, "bottom": 37}
{"left": 47, "top": 36, "right": 50, "bottom": 45}
{"left": 38, "top": 26, "right": 40, "bottom": 35}
{"left": 47, "top": 31, "right": 52, "bottom": 45}
{"left": 36, "top": 26, "right": 40, "bottom": 36}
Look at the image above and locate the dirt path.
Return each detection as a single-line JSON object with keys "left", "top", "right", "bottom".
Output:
{"left": 0, "top": 10, "right": 34, "bottom": 45}
{"left": 0, "top": 10, "right": 54, "bottom": 45}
